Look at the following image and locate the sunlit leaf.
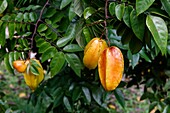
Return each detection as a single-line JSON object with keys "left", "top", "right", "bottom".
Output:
{"left": 0, "top": 0, "right": 8, "bottom": 14}
{"left": 83, "top": 7, "right": 96, "bottom": 19}
{"left": 60, "top": 0, "right": 72, "bottom": 10}
{"left": 73, "top": 0, "right": 83, "bottom": 17}
{"left": 161, "top": 0, "right": 170, "bottom": 16}
{"left": 146, "top": 15, "right": 168, "bottom": 55}
{"left": 57, "top": 23, "right": 76, "bottom": 47}
{"left": 136, "top": 0, "right": 155, "bottom": 15}
{"left": 115, "top": 3, "right": 125, "bottom": 21}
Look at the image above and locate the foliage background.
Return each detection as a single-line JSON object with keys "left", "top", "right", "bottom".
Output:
{"left": 0, "top": 0, "right": 170, "bottom": 112}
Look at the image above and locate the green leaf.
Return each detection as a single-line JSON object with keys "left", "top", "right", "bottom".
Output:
{"left": 30, "top": 64, "right": 39, "bottom": 76}
{"left": 139, "top": 49, "right": 151, "bottom": 62}
{"left": 72, "top": 86, "right": 82, "bottom": 101}
{"left": 4, "top": 54, "right": 14, "bottom": 74}
{"left": 38, "top": 42, "right": 51, "bottom": 53}
{"left": 63, "top": 96, "right": 72, "bottom": 112}
{"left": 129, "top": 37, "right": 143, "bottom": 54}
{"left": 83, "top": 7, "right": 96, "bottom": 19}
{"left": 29, "top": 12, "right": 37, "bottom": 22}
{"left": 163, "top": 80, "right": 170, "bottom": 91}
{"left": 63, "top": 44, "right": 83, "bottom": 52}
{"left": 109, "top": 2, "right": 116, "bottom": 16}
{"left": 37, "top": 24, "right": 47, "bottom": 33}
{"left": 53, "top": 91, "right": 64, "bottom": 108}
{"left": 115, "top": 3, "right": 125, "bottom": 21}
{"left": 65, "top": 53, "right": 83, "bottom": 77}
{"left": 8, "top": 23, "right": 15, "bottom": 40}
{"left": 83, "top": 27, "right": 92, "bottom": 43}
{"left": 44, "top": 7, "right": 56, "bottom": 18}
{"left": 57, "top": 23, "right": 76, "bottom": 47}
{"left": 123, "top": 5, "right": 133, "bottom": 28}
{"left": 0, "top": 0, "right": 8, "bottom": 14}
{"left": 92, "top": 87, "right": 102, "bottom": 106}
{"left": 136, "top": 0, "right": 155, "bottom": 15}
{"left": 8, "top": 52, "right": 15, "bottom": 70}
{"left": 50, "top": 52, "right": 65, "bottom": 76}
{"left": 114, "top": 89, "right": 125, "bottom": 108}
{"left": 0, "top": 22, "right": 6, "bottom": 46}
{"left": 163, "top": 105, "right": 170, "bottom": 113}
{"left": 69, "top": 3, "right": 76, "bottom": 21}
{"left": 130, "top": 9, "right": 145, "bottom": 41}
{"left": 75, "top": 20, "right": 86, "bottom": 48}
{"left": 41, "top": 47, "right": 57, "bottom": 63}
{"left": 60, "top": 0, "right": 72, "bottom": 10}
{"left": 73, "top": 0, "right": 83, "bottom": 17}
{"left": 15, "top": 13, "right": 23, "bottom": 22}
{"left": 121, "top": 28, "right": 133, "bottom": 44}
{"left": 146, "top": 15, "right": 168, "bottom": 55}
{"left": 82, "top": 87, "right": 91, "bottom": 104}
{"left": 127, "top": 50, "right": 140, "bottom": 68}
{"left": 161, "top": 0, "right": 170, "bottom": 16}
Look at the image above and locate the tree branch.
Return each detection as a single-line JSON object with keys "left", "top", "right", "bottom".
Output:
{"left": 105, "top": 0, "right": 110, "bottom": 46}
{"left": 30, "top": 0, "right": 49, "bottom": 52}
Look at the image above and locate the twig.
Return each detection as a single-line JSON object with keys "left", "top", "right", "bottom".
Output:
{"left": 105, "top": 0, "right": 110, "bottom": 46}
{"left": 30, "top": 0, "right": 49, "bottom": 53}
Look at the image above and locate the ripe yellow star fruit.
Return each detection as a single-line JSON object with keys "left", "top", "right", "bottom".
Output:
{"left": 23, "top": 59, "right": 44, "bottom": 92}
{"left": 83, "top": 38, "right": 108, "bottom": 69}
{"left": 13, "top": 59, "right": 44, "bottom": 92}
{"left": 98, "top": 46, "right": 124, "bottom": 91}
{"left": 13, "top": 60, "right": 27, "bottom": 73}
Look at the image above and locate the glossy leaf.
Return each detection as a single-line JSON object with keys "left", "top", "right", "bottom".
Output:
{"left": 146, "top": 15, "right": 168, "bottom": 55}
{"left": 161, "top": 0, "right": 170, "bottom": 16}
{"left": 82, "top": 87, "right": 91, "bottom": 104}
{"left": 63, "top": 44, "right": 83, "bottom": 52}
{"left": 57, "top": 23, "right": 76, "bottom": 47}
{"left": 114, "top": 89, "right": 125, "bottom": 108}
{"left": 84, "top": 7, "right": 96, "bottom": 19}
{"left": 37, "top": 24, "right": 47, "bottom": 33}
{"left": 50, "top": 52, "right": 65, "bottom": 76}
{"left": 136, "top": 0, "right": 155, "bottom": 15}
{"left": 69, "top": 3, "right": 76, "bottom": 21}
{"left": 73, "top": 0, "right": 83, "bottom": 17}
{"left": 83, "top": 27, "right": 92, "bottom": 43}
{"left": 123, "top": 5, "right": 133, "bottom": 28}
{"left": 0, "top": 0, "right": 8, "bottom": 14}
{"left": 63, "top": 96, "right": 72, "bottom": 112}
{"left": 115, "top": 3, "right": 125, "bottom": 21}
{"left": 29, "top": 12, "right": 37, "bottom": 22}
{"left": 65, "top": 53, "right": 83, "bottom": 77}
{"left": 109, "top": 2, "right": 116, "bottom": 16}
{"left": 60, "top": 0, "right": 72, "bottom": 10}
{"left": 130, "top": 9, "right": 145, "bottom": 41}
